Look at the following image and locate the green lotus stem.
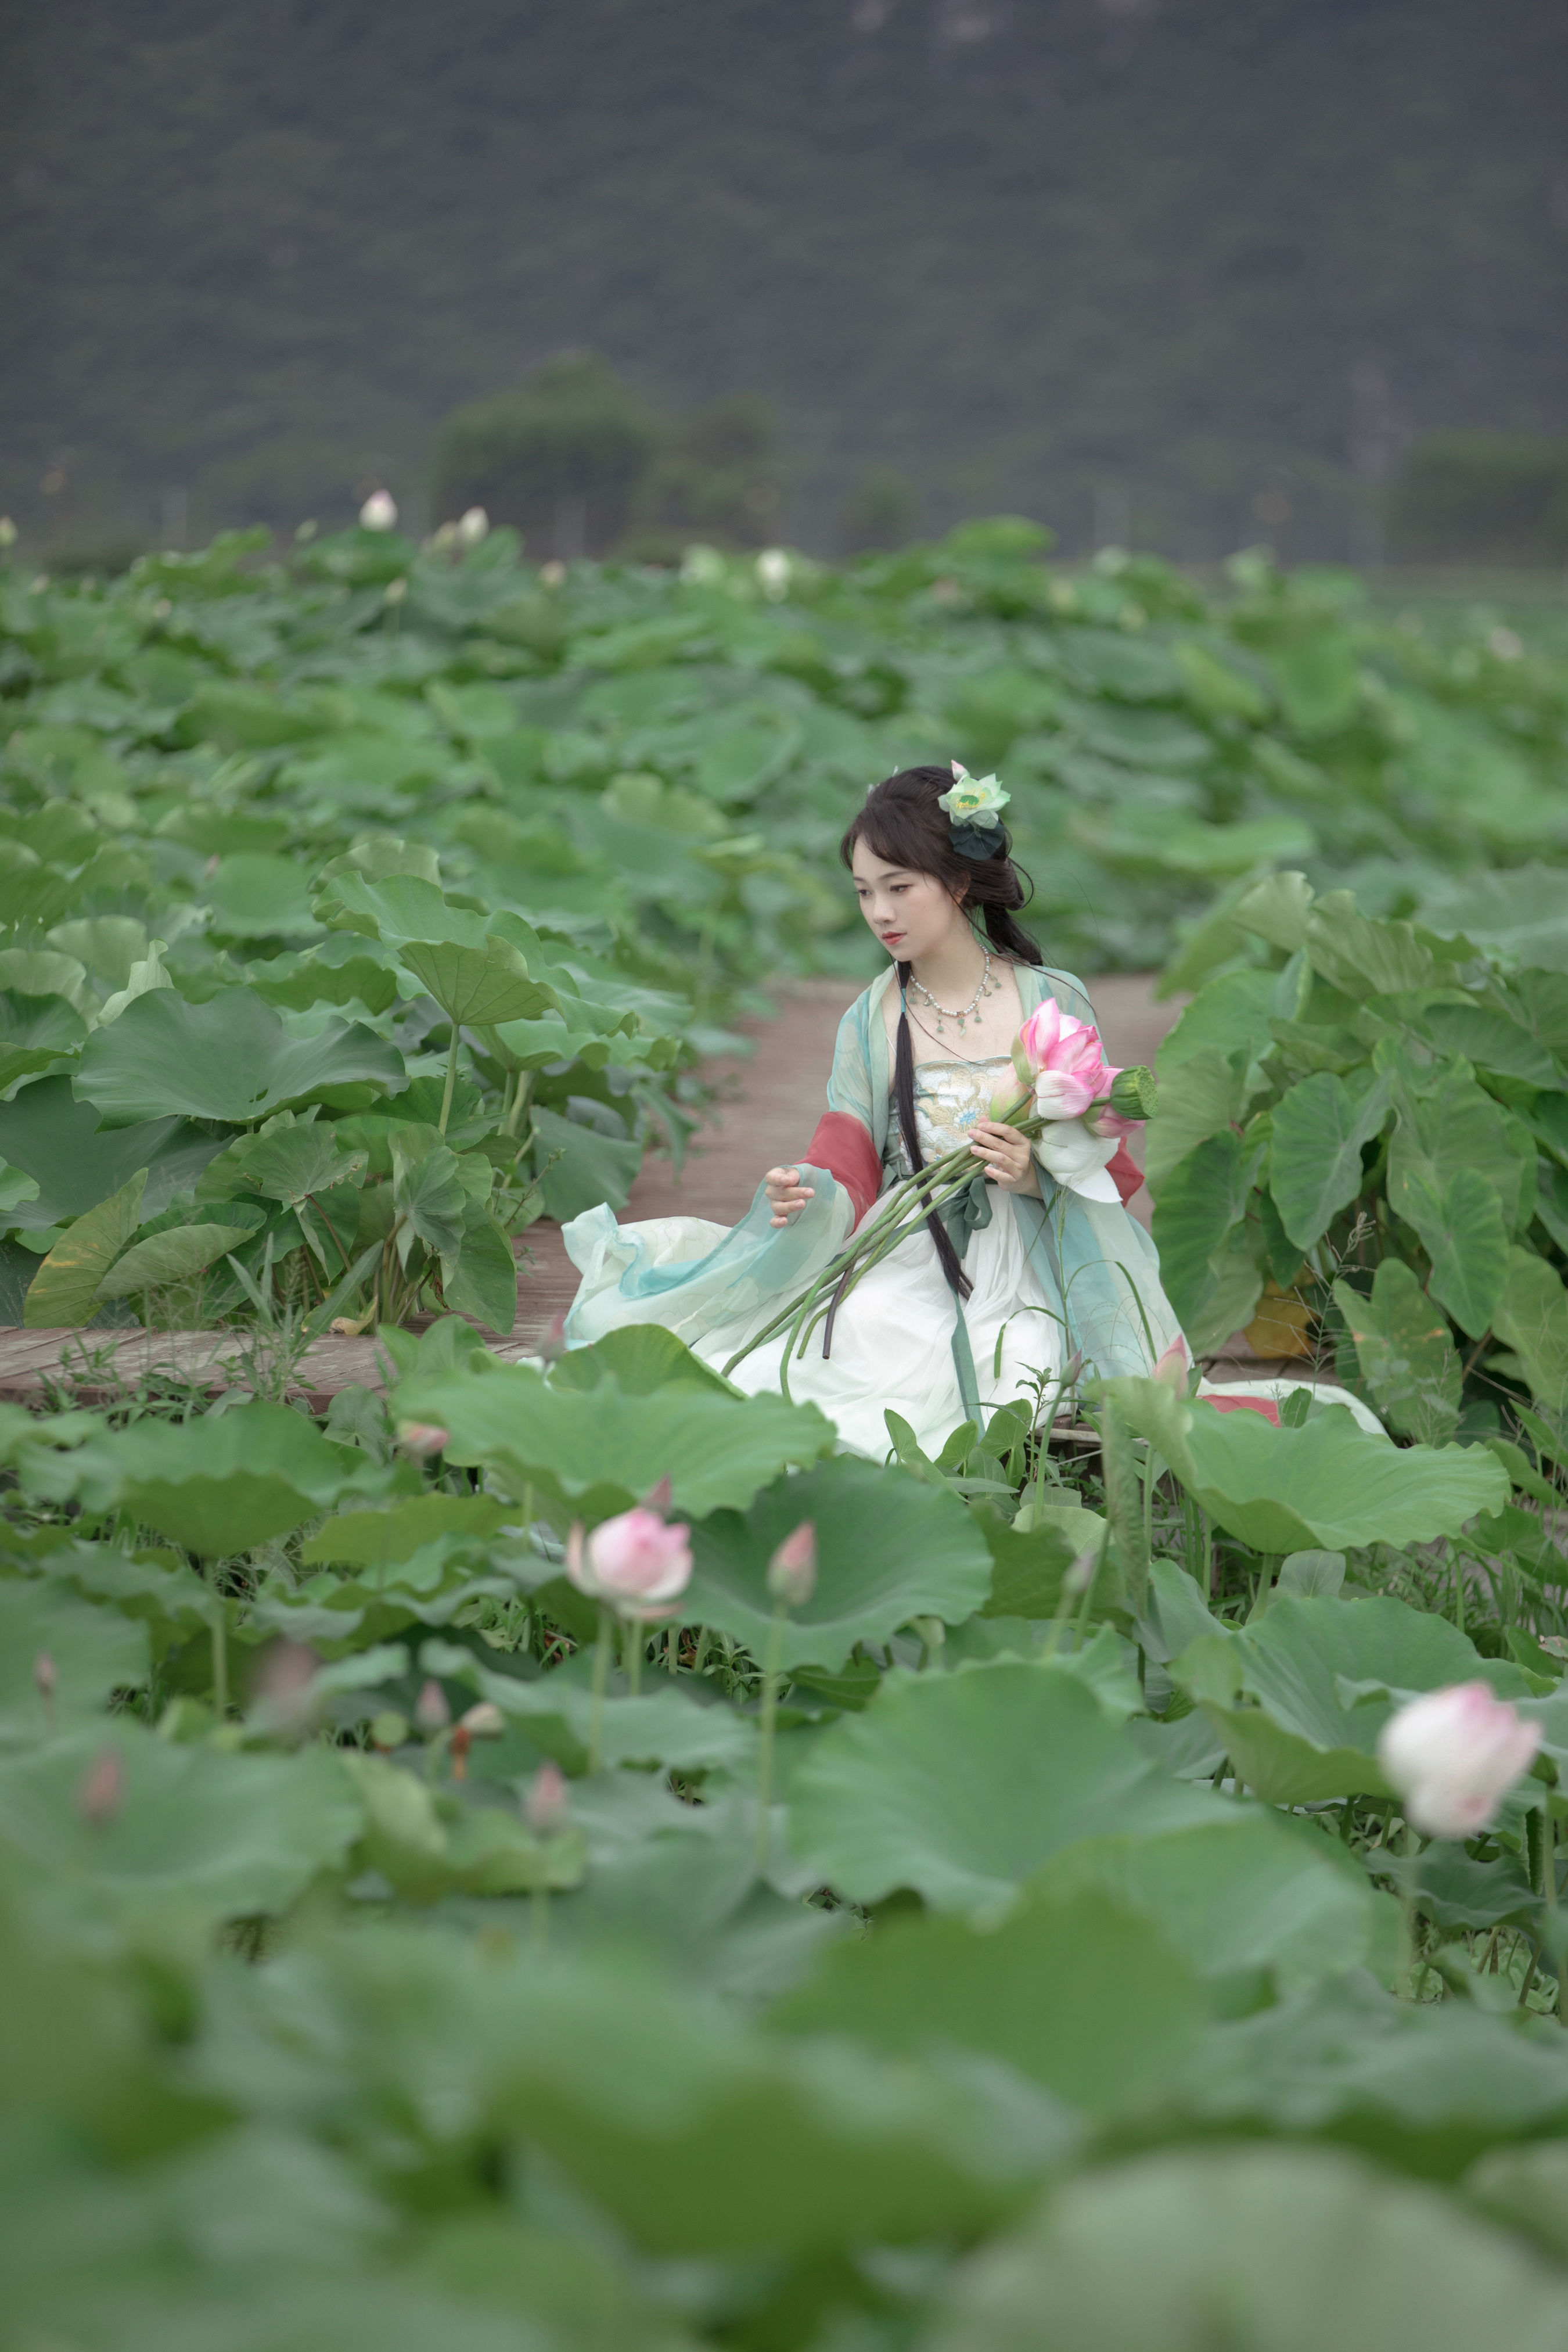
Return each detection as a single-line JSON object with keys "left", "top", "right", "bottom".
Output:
{"left": 438, "top": 1024, "right": 461, "bottom": 1138}
{"left": 725, "top": 1102, "right": 1052, "bottom": 1381}
{"left": 627, "top": 1620, "right": 643, "bottom": 1698}
{"left": 755, "top": 1599, "right": 788, "bottom": 1867}
{"left": 210, "top": 1600, "right": 228, "bottom": 1719}
{"left": 531, "top": 1886, "right": 549, "bottom": 1951}
{"left": 588, "top": 1603, "right": 612, "bottom": 1773}
{"left": 504, "top": 1070, "right": 534, "bottom": 1141}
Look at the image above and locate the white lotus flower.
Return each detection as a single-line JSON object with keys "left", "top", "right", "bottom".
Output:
{"left": 1377, "top": 1682, "right": 1542, "bottom": 1838}
{"left": 457, "top": 506, "right": 489, "bottom": 545}
{"left": 359, "top": 490, "right": 398, "bottom": 531}
{"left": 1033, "top": 1117, "right": 1120, "bottom": 1202}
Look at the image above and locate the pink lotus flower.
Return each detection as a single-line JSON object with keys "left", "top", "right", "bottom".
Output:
{"left": 396, "top": 1421, "right": 450, "bottom": 1460}
{"left": 1376, "top": 1682, "right": 1542, "bottom": 1838}
{"left": 1012, "top": 1000, "right": 1120, "bottom": 1121}
{"left": 567, "top": 1505, "right": 693, "bottom": 1622}
{"left": 1152, "top": 1335, "right": 1191, "bottom": 1393}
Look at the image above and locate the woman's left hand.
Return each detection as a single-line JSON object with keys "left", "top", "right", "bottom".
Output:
{"left": 969, "top": 1119, "right": 1038, "bottom": 1193}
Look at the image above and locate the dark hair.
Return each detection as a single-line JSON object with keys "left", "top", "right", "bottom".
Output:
{"left": 838, "top": 765, "right": 1043, "bottom": 1308}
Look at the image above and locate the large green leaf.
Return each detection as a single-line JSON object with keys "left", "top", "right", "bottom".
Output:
{"left": 1144, "top": 1048, "right": 1250, "bottom": 1189}
{"left": 441, "top": 1203, "right": 520, "bottom": 1335}
{"left": 685, "top": 1454, "right": 992, "bottom": 1672}
{"left": 1168, "top": 1593, "right": 1522, "bottom": 1805}
{"left": 772, "top": 1884, "right": 1204, "bottom": 2114}
{"left": 73, "top": 989, "right": 404, "bottom": 1127}
{"left": 0, "top": 1579, "right": 151, "bottom": 1747}
{"left": 1332, "top": 1260, "right": 1461, "bottom": 1445}
{"left": 95, "top": 1217, "right": 267, "bottom": 1301}
{"left": 400, "top": 934, "right": 556, "bottom": 1027}
{"left": 1303, "top": 890, "right": 1440, "bottom": 994}
{"left": 0, "top": 1075, "right": 225, "bottom": 1228}
{"left": 390, "top": 1126, "right": 469, "bottom": 1262}
{"left": 1394, "top": 1163, "right": 1509, "bottom": 1340}
{"left": 203, "top": 852, "right": 321, "bottom": 939}
{"left": 1269, "top": 1068, "right": 1390, "bottom": 1248}
{"left": 210, "top": 1119, "right": 368, "bottom": 1209}
{"left": 787, "top": 1662, "right": 1228, "bottom": 1917}
{"left": 1030, "top": 1814, "right": 1375, "bottom": 1990}
{"left": 393, "top": 1355, "right": 836, "bottom": 1520}
{"left": 1494, "top": 1247, "right": 1568, "bottom": 1414}
{"left": 60, "top": 1402, "right": 393, "bottom": 1555}
{"left": 0, "top": 1722, "right": 361, "bottom": 1925}
{"left": 928, "top": 2144, "right": 1568, "bottom": 2352}
{"left": 1149, "top": 1130, "right": 1258, "bottom": 1348}
{"left": 1107, "top": 1376, "right": 1506, "bottom": 1552}
{"left": 530, "top": 1104, "right": 643, "bottom": 1219}
{"left": 22, "top": 1169, "right": 145, "bottom": 1326}
{"left": 1388, "top": 1062, "right": 1534, "bottom": 1236}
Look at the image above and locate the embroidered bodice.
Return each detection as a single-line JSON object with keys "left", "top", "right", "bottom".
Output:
{"left": 883, "top": 1055, "right": 1013, "bottom": 1182}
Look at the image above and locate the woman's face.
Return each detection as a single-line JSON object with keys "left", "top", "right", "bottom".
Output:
{"left": 850, "top": 839, "right": 968, "bottom": 964}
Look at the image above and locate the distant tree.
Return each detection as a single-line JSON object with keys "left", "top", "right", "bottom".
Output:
{"left": 624, "top": 396, "right": 784, "bottom": 558}
{"left": 840, "top": 468, "right": 919, "bottom": 555}
{"left": 432, "top": 353, "right": 661, "bottom": 558}
{"left": 1387, "top": 433, "right": 1568, "bottom": 567}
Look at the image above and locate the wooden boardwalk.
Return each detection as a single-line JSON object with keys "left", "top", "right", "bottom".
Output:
{"left": 0, "top": 973, "right": 1187, "bottom": 1406}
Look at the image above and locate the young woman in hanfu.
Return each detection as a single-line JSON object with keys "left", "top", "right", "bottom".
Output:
{"left": 563, "top": 763, "right": 1195, "bottom": 1460}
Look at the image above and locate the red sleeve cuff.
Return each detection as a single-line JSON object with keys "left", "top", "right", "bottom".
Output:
{"left": 801, "top": 1111, "right": 881, "bottom": 1226}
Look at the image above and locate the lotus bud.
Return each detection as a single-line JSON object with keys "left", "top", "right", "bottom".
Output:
{"left": 539, "top": 559, "right": 566, "bottom": 587}
{"left": 78, "top": 1747, "right": 125, "bottom": 1826}
{"left": 460, "top": 1701, "right": 505, "bottom": 1739}
{"left": 430, "top": 520, "right": 459, "bottom": 551}
{"left": 383, "top": 576, "right": 407, "bottom": 606}
{"left": 1376, "top": 1682, "right": 1542, "bottom": 1839}
{"left": 0, "top": 517, "right": 16, "bottom": 549}
{"left": 766, "top": 1521, "right": 818, "bottom": 1608}
{"left": 526, "top": 1758, "right": 571, "bottom": 1834}
{"left": 1152, "top": 1335, "right": 1191, "bottom": 1393}
{"left": 756, "top": 547, "right": 791, "bottom": 600}
{"left": 33, "top": 1650, "right": 56, "bottom": 1701}
{"left": 539, "top": 1308, "right": 569, "bottom": 1364}
{"left": 359, "top": 490, "right": 398, "bottom": 531}
{"left": 567, "top": 1504, "right": 693, "bottom": 1621}
{"left": 413, "top": 1679, "right": 451, "bottom": 1737}
{"left": 457, "top": 506, "right": 490, "bottom": 545}
{"left": 397, "top": 1421, "right": 449, "bottom": 1460}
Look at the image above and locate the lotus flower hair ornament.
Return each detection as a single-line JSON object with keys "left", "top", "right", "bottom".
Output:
{"left": 938, "top": 761, "right": 1010, "bottom": 859}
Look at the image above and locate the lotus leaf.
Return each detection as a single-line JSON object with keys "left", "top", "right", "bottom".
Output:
{"left": 789, "top": 1663, "right": 1229, "bottom": 1917}
{"left": 395, "top": 1353, "right": 835, "bottom": 1520}
{"left": 74, "top": 989, "right": 404, "bottom": 1127}
{"left": 685, "top": 1453, "right": 992, "bottom": 1672}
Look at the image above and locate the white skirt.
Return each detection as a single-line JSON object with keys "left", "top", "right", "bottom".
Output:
{"left": 694, "top": 1189, "right": 1061, "bottom": 1462}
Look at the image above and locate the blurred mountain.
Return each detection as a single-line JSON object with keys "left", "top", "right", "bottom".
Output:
{"left": 2, "top": 0, "right": 1566, "bottom": 560}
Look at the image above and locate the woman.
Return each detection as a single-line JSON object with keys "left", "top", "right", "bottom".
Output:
{"left": 563, "top": 764, "right": 1185, "bottom": 1459}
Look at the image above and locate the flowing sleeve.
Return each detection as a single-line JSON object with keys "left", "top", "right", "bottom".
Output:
{"left": 561, "top": 981, "right": 890, "bottom": 1353}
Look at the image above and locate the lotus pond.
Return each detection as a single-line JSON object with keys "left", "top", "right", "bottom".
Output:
{"left": 2, "top": 520, "right": 1567, "bottom": 1340}
{"left": 6, "top": 526, "right": 1568, "bottom": 2349}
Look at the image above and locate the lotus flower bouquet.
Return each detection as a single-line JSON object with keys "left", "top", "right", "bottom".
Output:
{"left": 725, "top": 1008, "right": 1155, "bottom": 1390}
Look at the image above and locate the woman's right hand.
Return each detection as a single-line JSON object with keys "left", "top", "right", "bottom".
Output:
{"left": 764, "top": 1165, "right": 814, "bottom": 1226}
